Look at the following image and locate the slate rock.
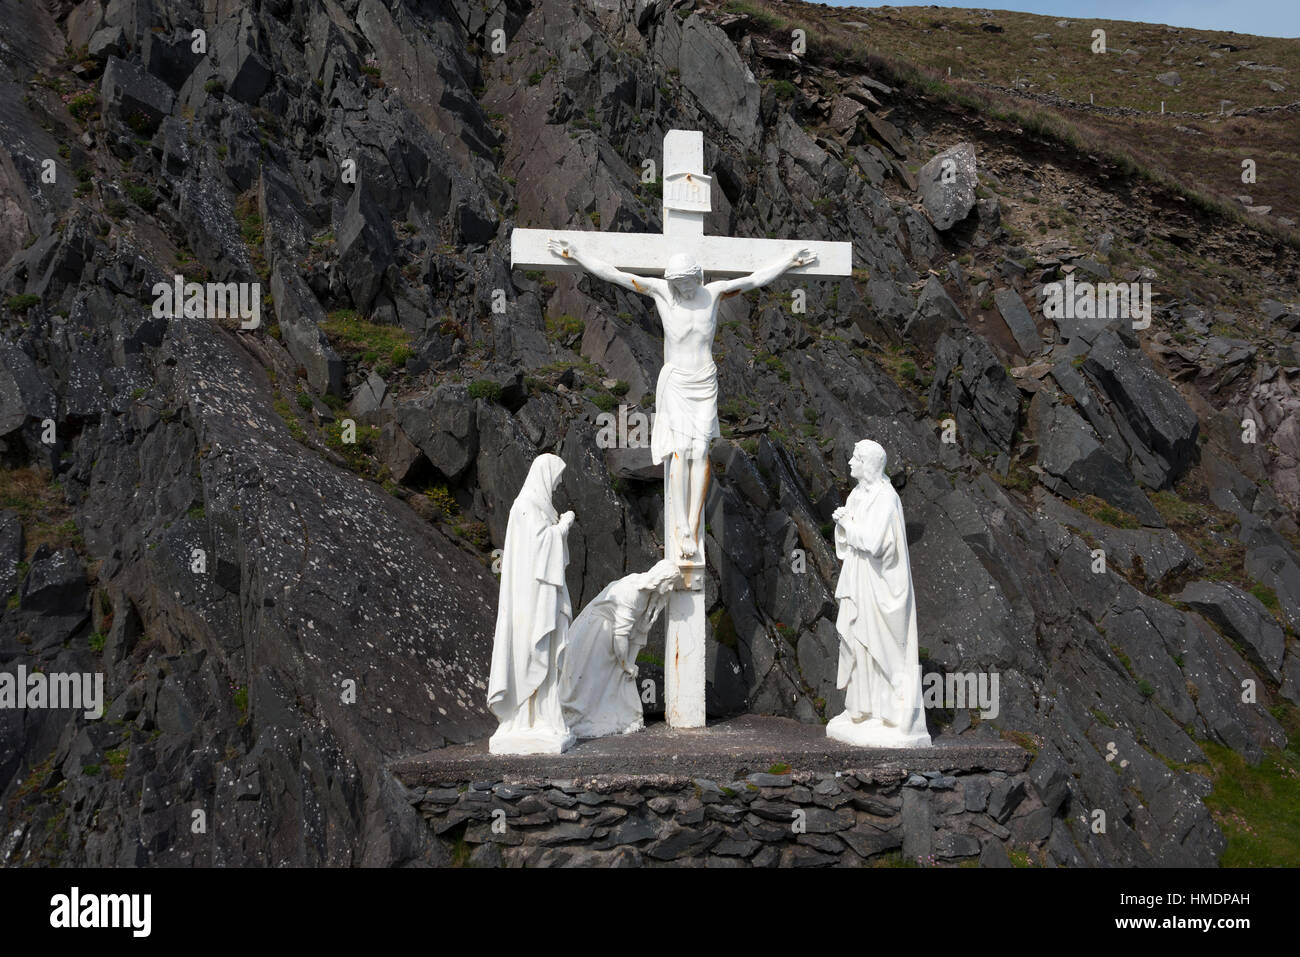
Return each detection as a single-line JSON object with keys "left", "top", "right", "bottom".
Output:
{"left": 678, "top": 15, "right": 760, "bottom": 148}
{"left": 1029, "top": 391, "right": 1162, "bottom": 526}
{"left": 0, "top": 510, "right": 22, "bottom": 599}
{"left": 101, "top": 56, "right": 176, "bottom": 130}
{"left": 935, "top": 832, "right": 981, "bottom": 858}
{"left": 0, "top": 344, "right": 57, "bottom": 437}
{"left": 1176, "top": 580, "right": 1285, "bottom": 680}
{"left": 978, "top": 840, "right": 1013, "bottom": 868}
{"left": 838, "top": 823, "right": 902, "bottom": 858}
{"left": 337, "top": 181, "right": 397, "bottom": 312}
{"left": 269, "top": 265, "right": 345, "bottom": 396}
{"left": 964, "top": 777, "right": 991, "bottom": 812}
{"left": 987, "top": 778, "right": 1026, "bottom": 824}
{"left": 929, "top": 332, "right": 1019, "bottom": 455}
{"left": 901, "top": 787, "right": 933, "bottom": 861}
{"left": 779, "top": 844, "right": 837, "bottom": 867}
{"left": 646, "top": 823, "right": 722, "bottom": 860}
{"left": 1083, "top": 331, "right": 1199, "bottom": 486}
{"left": 1244, "top": 545, "right": 1300, "bottom": 635}
{"left": 917, "top": 142, "right": 978, "bottom": 230}
{"left": 19, "top": 546, "right": 88, "bottom": 614}
{"left": 1028, "top": 752, "right": 1070, "bottom": 815}
{"left": 216, "top": 10, "right": 273, "bottom": 103}
{"left": 904, "top": 275, "right": 965, "bottom": 351}
{"left": 396, "top": 385, "right": 479, "bottom": 482}
{"left": 994, "top": 287, "right": 1043, "bottom": 358}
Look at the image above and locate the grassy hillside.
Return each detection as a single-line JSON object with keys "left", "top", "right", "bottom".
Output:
{"left": 721, "top": 1, "right": 1300, "bottom": 235}
{"left": 835, "top": 6, "right": 1300, "bottom": 113}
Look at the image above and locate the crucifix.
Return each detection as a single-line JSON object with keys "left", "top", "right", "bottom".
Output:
{"left": 511, "top": 129, "right": 852, "bottom": 730}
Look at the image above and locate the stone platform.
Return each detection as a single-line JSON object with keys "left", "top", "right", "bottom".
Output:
{"left": 392, "top": 715, "right": 1026, "bottom": 785}
{"left": 391, "top": 717, "right": 1038, "bottom": 867}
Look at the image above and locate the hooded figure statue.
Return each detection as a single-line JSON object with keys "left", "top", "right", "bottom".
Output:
{"left": 487, "top": 453, "right": 577, "bottom": 754}
{"left": 827, "top": 440, "right": 931, "bottom": 748}
{"left": 560, "top": 559, "right": 681, "bottom": 738}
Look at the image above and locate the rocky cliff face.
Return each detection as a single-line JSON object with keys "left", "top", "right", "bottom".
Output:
{"left": 0, "top": 0, "right": 1296, "bottom": 866}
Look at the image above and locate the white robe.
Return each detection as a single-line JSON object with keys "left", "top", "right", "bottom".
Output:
{"left": 560, "top": 575, "right": 660, "bottom": 738}
{"left": 833, "top": 479, "right": 927, "bottom": 738}
{"left": 486, "top": 457, "right": 572, "bottom": 739}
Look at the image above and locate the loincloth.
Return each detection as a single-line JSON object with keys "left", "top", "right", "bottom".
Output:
{"left": 651, "top": 362, "right": 721, "bottom": 464}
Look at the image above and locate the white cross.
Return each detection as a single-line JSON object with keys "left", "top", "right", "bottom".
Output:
{"left": 511, "top": 130, "right": 852, "bottom": 729}
{"left": 513, "top": 131, "right": 851, "bottom": 277}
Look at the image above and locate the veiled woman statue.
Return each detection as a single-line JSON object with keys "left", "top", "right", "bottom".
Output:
{"left": 827, "top": 440, "right": 931, "bottom": 748}
{"left": 560, "top": 559, "right": 682, "bottom": 738}
{"left": 487, "top": 454, "right": 577, "bottom": 755}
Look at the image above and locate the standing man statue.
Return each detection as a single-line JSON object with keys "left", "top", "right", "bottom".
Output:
{"left": 547, "top": 239, "right": 815, "bottom": 560}
{"left": 827, "top": 439, "right": 931, "bottom": 749}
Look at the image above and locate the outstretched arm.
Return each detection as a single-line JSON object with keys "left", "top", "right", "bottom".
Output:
{"left": 709, "top": 247, "right": 816, "bottom": 296}
{"left": 547, "top": 238, "right": 667, "bottom": 300}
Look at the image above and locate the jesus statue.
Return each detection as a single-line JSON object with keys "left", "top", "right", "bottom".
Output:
{"left": 547, "top": 238, "right": 816, "bottom": 560}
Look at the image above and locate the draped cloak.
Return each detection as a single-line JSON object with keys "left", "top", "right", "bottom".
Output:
{"left": 833, "top": 478, "right": 927, "bottom": 735}
{"left": 559, "top": 574, "right": 660, "bottom": 738}
{"left": 486, "top": 455, "right": 572, "bottom": 734}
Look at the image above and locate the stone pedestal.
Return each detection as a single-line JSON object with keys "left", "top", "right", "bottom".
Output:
{"left": 488, "top": 727, "right": 575, "bottom": 756}
{"left": 827, "top": 712, "right": 932, "bottom": 749}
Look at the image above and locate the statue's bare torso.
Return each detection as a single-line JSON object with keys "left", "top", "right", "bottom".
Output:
{"left": 656, "top": 286, "right": 719, "bottom": 372}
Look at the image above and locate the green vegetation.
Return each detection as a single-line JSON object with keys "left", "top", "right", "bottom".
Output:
{"left": 324, "top": 419, "right": 381, "bottom": 474}
{"left": 767, "top": 762, "right": 791, "bottom": 775}
{"left": 1001, "top": 729, "right": 1041, "bottom": 756}
{"left": 233, "top": 685, "right": 248, "bottom": 723}
{"left": 589, "top": 392, "right": 618, "bottom": 413}
{"left": 1250, "top": 584, "right": 1280, "bottom": 612}
{"left": 5, "top": 294, "right": 40, "bottom": 314}
{"left": 88, "top": 632, "right": 106, "bottom": 653}
{"left": 635, "top": 648, "right": 664, "bottom": 667}
{"left": 104, "top": 747, "right": 128, "bottom": 780}
{"left": 708, "top": 608, "right": 738, "bottom": 649}
{"left": 425, "top": 483, "right": 459, "bottom": 516}
{"left": 203, "top": 78, "right": 226, "bottom": 95}
{"left": 545, "top": 313, "right": 584, "bottom": 342}
{"left": 767, "top": 78, "right": 798, "bottom": 99}
{"left": 1074, "top": 494, "right": 1140, "bottom": 530}
{"left": 1150, "top": 480, "right": 1249, "bottom": 587}
{"left": 454, "top": 520, "right": 491, "bottom": 549}
{"left": 66, "top": 90, "right": 97, "bottom": 122}
{"left": 124, "top": 183, "right": 158, "bottom": 213}
{"left": 273, "top": 394, "right": 307, "bottom": 443}
{"left": 322, "top": 310, "right": 413, "bottom": 365}
{"left": 0, "top": 468, "right": 82, "bottom": 559}
{"left": 467, "top": 380, "right": 503, "bottom": 403}
{"left": 1202, "top": 705, "right": 1300, "bottom": 867}
{"left": 234, "top": 191, "right": 268, "bottom": 284}
{"left": 756, "top": 351, "right": 790, "bottom": 382}
{"left": 125, "top": 110, "right": 158, "bottom": 136}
